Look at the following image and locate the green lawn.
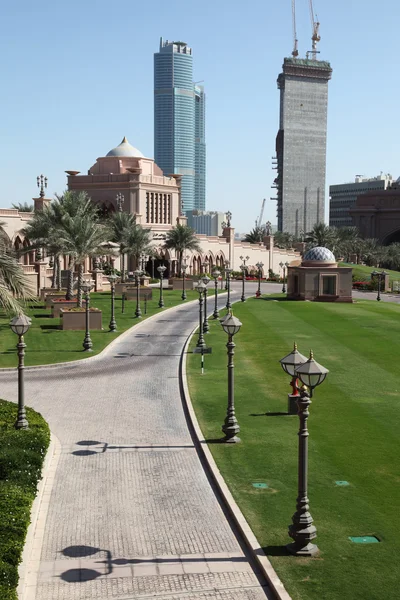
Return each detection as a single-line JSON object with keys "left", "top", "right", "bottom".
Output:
{"left": 0, "top": 289, "right": 198, "bottom": 367}
{"left": 187, "top": 298, "right": 400, "bottom": 600}
{"left": 339, "top": 262, "right": 400, "bottom": 283}
{"left": 0, "top": 399, "right": 50, "bottom": 600}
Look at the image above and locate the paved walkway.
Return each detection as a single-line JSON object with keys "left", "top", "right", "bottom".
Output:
{"left": 0, "top": 283, "right": 281, "bottom": 600}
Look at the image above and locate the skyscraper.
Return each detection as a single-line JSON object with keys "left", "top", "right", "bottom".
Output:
{"left": 274, "top": 57, "right": 332, "bottom": 235}
{"left": 154, "top": 39, "right": 206, "bottom": 212}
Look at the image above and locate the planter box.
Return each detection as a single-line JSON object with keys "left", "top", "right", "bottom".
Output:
{"left": 51, "top": 300, "right": 78, "bottom": 318}
{"left": 45, "top": 293, "right": 69, "bottom": 308}
{"left": 40, "top": 287, "right": 67, "bottom": 301}
{"left": 60, "top": 309, "right": 103, "bottom": 330}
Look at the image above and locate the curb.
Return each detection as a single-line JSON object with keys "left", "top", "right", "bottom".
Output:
{"left": 0, "top": 297, "right": 201, "bottom": 373}
{"left": 180, "top": 328, "right": 292, "bottom": 600}
{"left": 17, "top": 432, "right": 62, "bottom": 600}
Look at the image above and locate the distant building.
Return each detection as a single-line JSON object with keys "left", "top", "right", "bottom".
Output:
{"left": 154, "top": 39, "right": 206, "bottom": 213}
{"left": 329, "top": 174, "right": 393, "bottom": 229}
{"left": 274, "top": 57, "right": 332, "bottom": 235}
{"left": 186, "top": 210, "right": 225, "bottom": 236}
{"left": 350, "top": 178, "right": 400, "bottom": 244}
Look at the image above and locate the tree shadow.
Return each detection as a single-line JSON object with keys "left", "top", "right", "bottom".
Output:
{"left": 40, "top": 324, "right": 60, "bottom": 330}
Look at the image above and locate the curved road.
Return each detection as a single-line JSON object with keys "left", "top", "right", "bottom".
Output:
{"left": 1, "top": 283, "right": 281, "bottom": 600}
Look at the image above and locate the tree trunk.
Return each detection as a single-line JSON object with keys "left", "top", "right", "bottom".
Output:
{"left": 66, "top": 258, "right": 74, "bottom": 300}
{"left": 57, "top": 256, "right": 62, "bottom": 291}
{"left": 121, "top": 252, "right": 125, "bottom": 283}
{"left": 51, "top": 256, "right": 57, "bottom": 288}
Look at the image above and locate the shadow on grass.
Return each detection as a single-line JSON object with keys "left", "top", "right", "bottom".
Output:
{"left": 203, "top": 438, "right": 226, "bottom": 444}
{"left": 261, "top": 545, "right": 290, "bottom": 557}
{"left": 250, "top": 412, "right": 291, "bottom": 417}
{"left": 40, "top": 324, "right": 60, "bottom": 330}
{"left": 33, "top": 313, "right": 53, "bottom": 318}
{"left": 260, "top": 297, "right": 291, "bottom": 302}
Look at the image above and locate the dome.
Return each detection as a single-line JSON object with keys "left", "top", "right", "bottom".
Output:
{"left": 303, "top": 247, "right": 335, "bottom": 262}
{"left": 106, "top": 136, "right": 144, "bottom": 158}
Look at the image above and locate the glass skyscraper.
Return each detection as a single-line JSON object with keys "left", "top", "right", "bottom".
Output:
{"left": 154, "top": 39, "right": 206, "bottom": 212}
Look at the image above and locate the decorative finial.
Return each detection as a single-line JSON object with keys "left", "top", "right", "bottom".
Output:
{"left": 121, "top": 136, "right": 128, "bottom": 143}
{"left": 293, "top": 341, "right": 297, "bottom": 351}
{"left": 116, "top": 192, "right": 125, "bottom": 212}
{"left": 265, "top": 221, "right": 272, "bottom": 236}
{"left": 309, "top": 350, "right": 314, "bottom": 360}
{"left": 37, "top": 174, "right": 47, "bottom": 198}
{"left": 226, "top": 211, "right": 232, "bottom": 227}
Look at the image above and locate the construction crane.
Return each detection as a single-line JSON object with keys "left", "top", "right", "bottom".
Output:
{"left": 309, "top": 0, "right": 321, "bottom": 60}
{"left": 256, "top": 199, "right": 266, "bottom": 229}
{"left": 291, "top": 0, "right": 299, "bottom": 58}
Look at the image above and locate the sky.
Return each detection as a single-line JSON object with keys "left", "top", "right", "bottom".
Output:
{"left": 1, "top": 0, "right": 399, "bottom": 234}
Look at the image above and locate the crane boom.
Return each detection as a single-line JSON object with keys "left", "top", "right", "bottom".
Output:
{"left": 309, "top": 0, "right": 320, "bottom": 60}
{"left": 292, "top": 0, "right": 299, "bottom": 57}
{"left": 257, "top": 198, "right": 266, "bottom": 229}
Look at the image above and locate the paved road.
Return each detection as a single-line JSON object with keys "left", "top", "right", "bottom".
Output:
{"left": 1, "top": 283, "right": 281, "bottom": 600}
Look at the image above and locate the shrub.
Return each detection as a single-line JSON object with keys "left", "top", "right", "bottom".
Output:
{"left": 0, "top": 400, "right": 50, "bottom": 600}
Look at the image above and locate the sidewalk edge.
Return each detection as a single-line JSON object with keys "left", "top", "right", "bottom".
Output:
{"left": 17, "top": 432, "right": 62, "bottom": 600}
{"left": 180, "top": 328, "right": 292, "bottom": 600}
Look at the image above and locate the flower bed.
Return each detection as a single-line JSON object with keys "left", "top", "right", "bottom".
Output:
{"left": 60, "top": 308, "right": 102, "bottom": 330}
{"left": 51, "top": 299, "right": 78, "bottom": 318}
{"left": 45, "top": 293, "right": 68, "bottom": 309}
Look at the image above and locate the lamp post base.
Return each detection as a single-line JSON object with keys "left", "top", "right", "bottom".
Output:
{"left": 286, "top": 541, "right": 319, "bottom": 557}
{"left": 15, "top": 416, "right": 29, "bottom": 430}
{"left": 222, "top": 421, "right": 240, "bottom": 443}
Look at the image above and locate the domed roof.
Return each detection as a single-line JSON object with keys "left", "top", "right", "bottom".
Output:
{"left": 303, "top": 247, "right": 335, "bottom": 262}
{"left": 106, "top": 136, "right": 144, "bottom": 158}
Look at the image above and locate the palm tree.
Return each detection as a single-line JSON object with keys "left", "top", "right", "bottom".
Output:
{"left": 243, "top": 227, "right": 264, "bottom": 244}
{"left": 12, "top": 202, "right": 34, "bottom": 212}
{"left": 56, "top": 211, "right": 111, "bottom": 307}
{"left": 361, "top": 238, "right": 384, "bottom": 267}
{"left": 273, "top": 231, "right": 294, "bottom": 249}
{"left": 109, "top": 212, "right": 137, "bottom": 282}
{"left": 164, "top": 224, "right": 201, "bottom": 275}
{"left": 306, "top": 223, "right": 338, "bottom": 251}
{"left": 123, "top": 224, "right": 153, "bottom": 273}
{"left": 0, "top": 223, "right": 36, "bottom": 314}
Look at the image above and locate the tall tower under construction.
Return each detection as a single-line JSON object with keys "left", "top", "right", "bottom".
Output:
{"left": 274, "top": 2, "right": 332, "bottom": 235}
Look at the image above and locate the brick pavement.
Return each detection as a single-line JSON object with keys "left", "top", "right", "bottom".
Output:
{"left": 0, "top": 283, "right": 282, "bottom": 600}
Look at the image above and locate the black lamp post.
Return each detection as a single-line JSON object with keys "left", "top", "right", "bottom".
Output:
{"left": 220, "top": 312, "right": 242, "bottom": 443}
{"left": 225, "top": 268, "right": 232, "bottom": 309}
{"left": 239, "top": 256, "right": 249, "bottom": 302}
{"left": 280, "top": 261, "right": 289, "bottom": 293}
{"left": 116, "top": 192, "right": 124, "bottom": 212}
{"left": 202, "top": 275, "right": 210, "bottom": 333}
{"left": 256, "top": 261, "right": 264, "bottom": 298}
{"left": 181, "top": 260, "right": 188, "bottom": 301}
{"left": 286, "top": 350, "right": 329, "bottom": 556}
{"left": 371, "top": 270, "right": 387, "bottom": 301}
{"left": 82, "top": 280, "right": 94, "bottom": 352}
{"left": 107, "top": 273, "right": 118, "bottom": 332}
{"left": 196, "top": 281, "right": 207, "bottom": 348}
{"left": 9, "top": 314, "right": 32, "bottom": 429}
{"left": 212, "top": 269, "right": 221, "bottom": 318}
{"left": 134, "top": 269, "right": 143, "bottom": 318}
{"left": 224, "top": 259, "right": 229, "bottom": 290}
{"left": 279, "top": 342, "right": 308, "bottom": 414}
{"left": 157, "top": 265, "right": 166, "bottom": 308}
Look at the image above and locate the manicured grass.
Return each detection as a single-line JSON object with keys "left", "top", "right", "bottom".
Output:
{"left": 339, "top": 262, "right": 400, "bottom": 283}
{"left": 187, "top": 298, "right": 400, "bottom": 600}
{"left": 0, "top": 400, "right": 50, "bottom": 600}
{"left": 0, "top": 289, "right": 199, "bottom": 367}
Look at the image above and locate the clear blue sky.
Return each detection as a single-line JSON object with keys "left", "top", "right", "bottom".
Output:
{"left": 1, "top": 0, "right": 399, "bottom": 233}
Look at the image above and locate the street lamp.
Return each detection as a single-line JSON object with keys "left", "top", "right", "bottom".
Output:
{"left": 107, "top": 273, "right": 118, "bottom": 332}
{"left": 279, "top": 342, "right": 308, "bottom": 414}
{"left": 201, "top": 275, "right": 210, "bottom": 333}
{"left": 134, "top": 269, "right": 143, "bottom": 318}
{"left": 239, "top": 256, "right": 250, "bottom": 302}
{"left": 279, "top": 261, "right": 289, "bottom": 293}
{"left": 286, "top": 350, "right": 329, "bottom": 557}
{"left": 256, "top": 261, "right": 264, "bottom": 298}
{"left": 224, "top": 260, "right": 229, "bottom": 290}
{"left": 9, "top": 314, "right": 32, "bottom": 429}
{"left": 371, "top": 270, "right": 387, "bottom": 301}
{"left": 157, "top": 265, "right": 166, "bottom": 308}
{"left": 81, "top": 280, "right": 94, "bottom": 352}
{"left": 225, "top": 267, "right": 232, "bottom": 309}
{"left": 196, "top": 281, "right": 207, "bottom": 348}
{"left": 181, "top": 259, "right": 188, "bottom": 301}
{"left": 220, "top": 311, "right": 242, "bottom": 443}
{"left": 212, "top": 269, "right": 221, "bottom": 318}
